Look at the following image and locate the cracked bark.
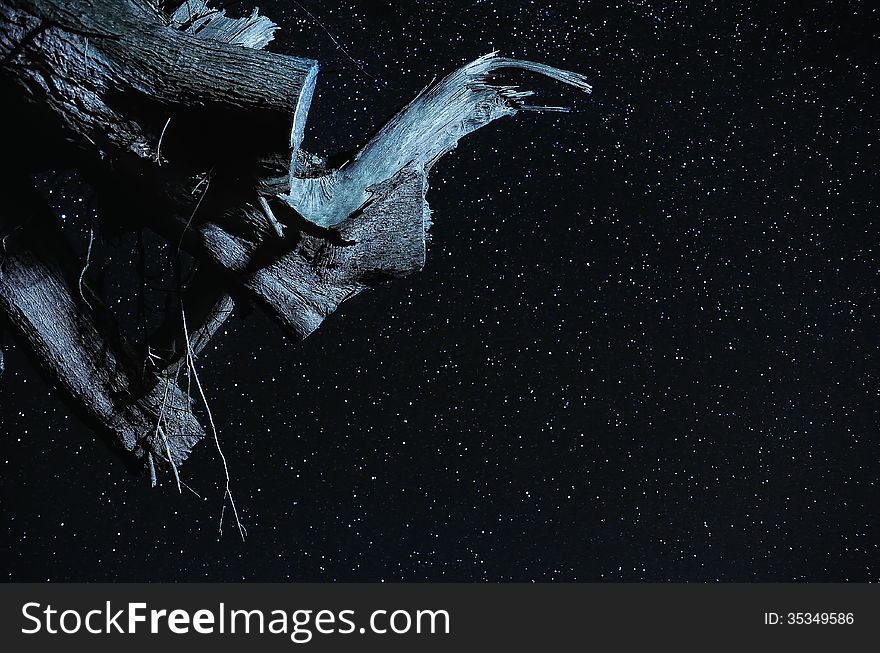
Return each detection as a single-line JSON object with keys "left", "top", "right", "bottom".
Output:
{"left": 0, "top": 0, "right": 591, "bottom": 478}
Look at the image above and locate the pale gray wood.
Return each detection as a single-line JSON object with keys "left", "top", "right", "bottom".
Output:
{"left": 0, "top": 1, "right": 591, "bottom": 477}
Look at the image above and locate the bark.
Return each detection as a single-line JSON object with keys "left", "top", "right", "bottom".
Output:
{"left": 0, "top": 0, "right": 318, "bottom": 161}
{"left": 0, "top": 179, "right": 202, "bottom": 469}
{"left": 0, "top": 0, "right": 591, "bottom": 476}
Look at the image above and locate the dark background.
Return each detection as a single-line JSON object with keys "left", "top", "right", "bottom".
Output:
{"left": 0, "top": 1, "right": 875, "bottom": 581}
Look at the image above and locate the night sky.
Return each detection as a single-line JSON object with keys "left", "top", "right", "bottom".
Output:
{"left": 0, "top": 1, "right": 876, "bottom": 581}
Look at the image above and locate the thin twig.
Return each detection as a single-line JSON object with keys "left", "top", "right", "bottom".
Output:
{"left": 180, "top": 478, "right": 203, "bottom": 500}
{"left": 155, "top": 367, "right": 182, "bottom": 493}
{"left": 158, "top": 424, "right": 182, "bottom": 493}
{"left": 258, "top": 195, "right": 284, "bottom": 237}
{"left": 176, "top": 170, "right": 212, "bottom": 255}
{"left": 150, "top": 449, "right": 203, "bottom": 500}
{"left": 181, "top": 301, "right": 246, "bottom": 541}
{"left": 292, "top": 0, "right": 384, "bottom": 87}
{"left": 78, "top": 225, "right": 94, "bottom": 310}
{"left": 146, "top": 451, "right": 157, "bottom": 488}
{"left": 156, "top": 117, "right": 171, "bottom": 165}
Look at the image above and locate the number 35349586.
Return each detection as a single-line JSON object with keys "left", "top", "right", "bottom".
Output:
{"left": 764, "top": 612, "right": 854, "bottom": 625}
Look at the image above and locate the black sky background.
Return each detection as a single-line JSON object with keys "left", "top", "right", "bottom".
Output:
{"left": 0, "top": 1, "right": 876, "bottom": 581}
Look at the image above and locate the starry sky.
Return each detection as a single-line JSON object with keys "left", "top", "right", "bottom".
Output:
{"left": 0, "top": 1, "right": 876, "bottom": 581}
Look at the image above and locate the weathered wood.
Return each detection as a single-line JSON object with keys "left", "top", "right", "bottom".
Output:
{"left": 190, "top": 165, "right": 430, "bottom": 338}
{"left": 174, "top": 55, "right": 589, "bottom": 339}
{"left": 170, "top": 0, "right": 278, "bottom": 50}
{"left": 146, "top": 266, "right": 235, "bottom": 369}
{"left": 0, "top": 184, "right": 202, "bottom": 470}
{"left": 0, "top": 0, "right": 591, "bottom": 478}
{"left": 284, "top": 53, "right": 592, "bottom": 228}
{"left": 0, "top": 0, "right": 318, "bottom": 162}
